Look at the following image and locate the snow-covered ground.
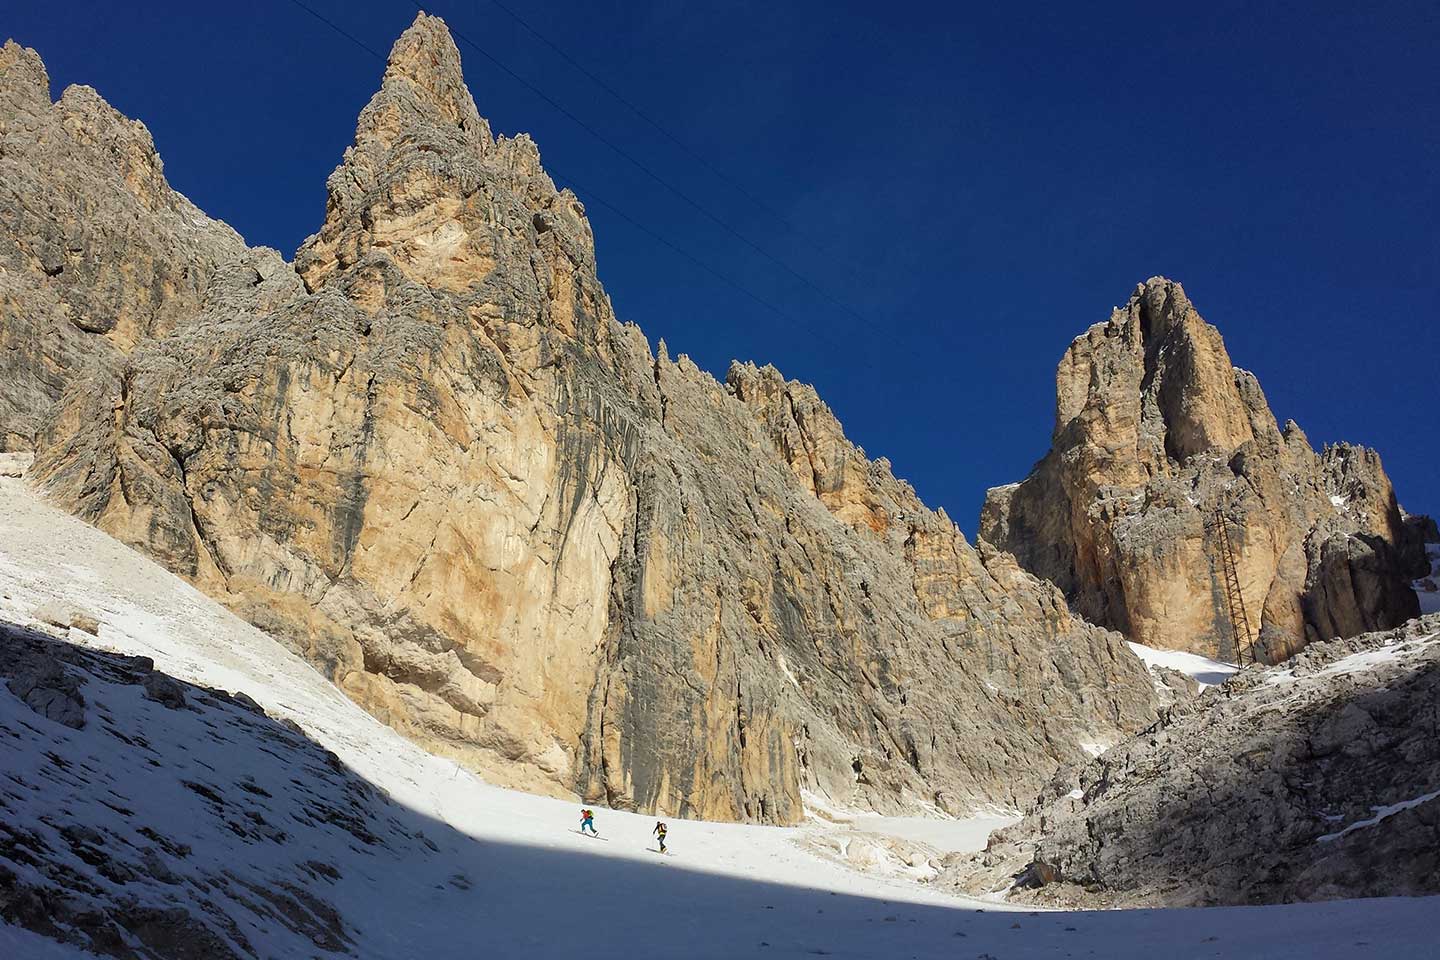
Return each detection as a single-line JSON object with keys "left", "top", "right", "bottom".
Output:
{"left": 849, "top": 815, "right": 1018, "bottom": 855}
{"left": 3, "top": 475, "right": 1438, "bottom": 958}
{"left": 1263, "top": 630, "right": 1438, "bottom": 688}
{"left": 1125, "top": 640, "right": 1238, "bottom": 688}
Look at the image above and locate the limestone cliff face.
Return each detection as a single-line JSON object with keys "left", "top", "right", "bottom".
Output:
{"left": 0, "top": 40, "right": 261, "bottom": 452}
{"left": 16, "top": 16, "right": 1164, "bottom": 822}
{"left": 981, "top": 279, "right": 1424, "bottom": 663}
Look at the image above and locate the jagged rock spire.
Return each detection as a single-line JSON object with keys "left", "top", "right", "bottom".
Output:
{"left": 295, "top": 13, "right": 510, "bottom": 291}
{"left": 983, "top": 278, "right": 1424, "bottom": 662}
{"left": 357, "top": 13, "right": 491, "bottom": 150}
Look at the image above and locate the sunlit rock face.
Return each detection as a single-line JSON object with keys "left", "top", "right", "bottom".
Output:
{"left": 16, "top": 15, "right": 1165, "bottom": 822}
{"left": 0, "top": 40, "right": 261, "bottom": 452}
{"left": 982, "top": 278, "right": 1424, "bottom": 663}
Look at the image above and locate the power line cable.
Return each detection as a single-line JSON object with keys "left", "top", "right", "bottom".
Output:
{"left": 410, "top": 1, "right": 871, "bottom": 327}
{"left": 478, "top": 0, "right": 829, "bottom": 250}
{"left": 283, "top": 0, "right": 799, "bottom": 324}
{"left": 288, "top": 0, "right": 389, "bottom": 59}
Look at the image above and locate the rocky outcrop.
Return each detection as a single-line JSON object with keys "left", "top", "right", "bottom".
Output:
{"left": 0, "top": 620, "right": 427, "bottom": 959}
{"left": 982, "top": 279, "right": 1425, "bottom": 663}
{"left": 0, "top": 40, "right": 269, "bottom": 452}
{"left": 13, "top": 16, "right": 1166, "bottom": 822}
{"left": 941, "top": 614, "right": 1440, "bottom": 907}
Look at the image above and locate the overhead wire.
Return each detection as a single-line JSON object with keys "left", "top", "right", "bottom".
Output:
{"left": 284, "top": 0, "right": 798, "bottom": 322}
{"left": 409, "top": 1, "right": 872, "bottom": 327}
{"left": 477, "top": 0, "right": 837, "bottom": 252}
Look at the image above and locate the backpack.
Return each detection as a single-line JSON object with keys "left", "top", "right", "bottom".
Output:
{"left": 582, "top": 809, "right": 592, "bottom": 819}
{"left": 656, "top": 821, "right": 667, "bottom": 834}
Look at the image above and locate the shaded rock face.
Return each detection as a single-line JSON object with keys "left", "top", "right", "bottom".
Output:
{"left": 0, "top": 40, "right": 262, "bottom": 452}
{"left": 982, "top": 279, "right": 1424, "bottom": 663}
{"left": 16, "top": 16, "right": 1163, "bottom": 822}
{"left": 0, "top": 621, "right": 425, "bottom": 959}
{"left": 942, "top": 615, "right": 1440, "bottom": 908}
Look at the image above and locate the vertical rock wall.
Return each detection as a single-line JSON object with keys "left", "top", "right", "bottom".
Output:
{"left": 982, "top": 279, "right": 1424, "bottom": 662}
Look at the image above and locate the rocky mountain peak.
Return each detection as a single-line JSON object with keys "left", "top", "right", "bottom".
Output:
{"left": 1056, "top": 275, "right": 1255, "bottom": 469}
{"left": 366, "top": 13, "right": 489, "bottom": 148}
{"left": 986, "top": 279, "right": 1425, "bottom": 662}
{"left": 0, "top": 39, "right": 49, "bottom": 110}
{"left": 0, "top": 39, "right": 252, "bottom": 450}
{"left": 11, "top": 20, "right": 1172, "bottom": 824}
{"left": 290, "top": 13, "right": 607, "bottom": 306}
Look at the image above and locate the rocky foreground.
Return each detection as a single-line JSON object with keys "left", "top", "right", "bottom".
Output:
{"left": 942, "top": 613, "right": 1440, "bottom": 907}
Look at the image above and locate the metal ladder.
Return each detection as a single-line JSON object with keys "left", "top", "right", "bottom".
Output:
{"left": 1209, "top": 509, "right": 1255, "bottom": 665}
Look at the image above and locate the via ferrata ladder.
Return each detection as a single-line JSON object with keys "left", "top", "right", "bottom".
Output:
{"left": 1209, "top": 509, "right": 1255, "bottom": 665}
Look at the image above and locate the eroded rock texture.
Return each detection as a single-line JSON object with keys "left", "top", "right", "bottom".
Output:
{"left": 10, "top": 17, "right": 1165, "bottom": 822}
{"left": 942, "top": 614, "right": 1440, "bottom": 907}
{"left": 0, "top": 39, "right": 263, "bottom": 451}
{"left": 982, "top": 279, "right": 1425, "bottom": 663}
{"left": 5, "top": 18, "right": 1163, "bottom": 823}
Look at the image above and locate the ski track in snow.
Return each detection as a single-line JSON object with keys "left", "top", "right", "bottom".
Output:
{"left": 2, "top": 477, "right": 1439, "bottom": 958}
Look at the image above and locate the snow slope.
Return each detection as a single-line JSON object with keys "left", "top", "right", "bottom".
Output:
{"left": 2, "top": 475, "right": 1438, "bottom": 959}
{"left": 1126, "top": 641, "right": 1238, "bottom": 688}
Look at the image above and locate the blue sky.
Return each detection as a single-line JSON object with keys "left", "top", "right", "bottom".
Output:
{"left": 10, "top": 1, "right": 1437, "bottom": 527}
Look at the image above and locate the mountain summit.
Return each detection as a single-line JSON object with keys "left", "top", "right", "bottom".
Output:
{"left": 11, "top": 15, "right": 1166, "bottom": 823}
{"left": 982, "top": 278, "right": 1425, "bottom": 662}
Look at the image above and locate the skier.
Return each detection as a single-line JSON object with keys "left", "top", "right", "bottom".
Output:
{"left": 652, "top": 820, "right": 668, "bottom": 854}
{"left": 579, "top": 808, "right": 599, "bottom": 836}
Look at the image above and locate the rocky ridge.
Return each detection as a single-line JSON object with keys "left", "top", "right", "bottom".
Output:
{"left": 941, "top": 614, "right": 1440, "bottom": 907}
{"left": 0, "top": 39, "right": 266, "bottom": 452}
{"left": 7, "top": 17, "right": 1165, "bottom": 823}
{"left": 982, "top": 279, "right": 1426, "bottom": 663}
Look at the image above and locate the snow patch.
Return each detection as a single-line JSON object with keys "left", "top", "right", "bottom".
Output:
{"left": 1125, "top": 641, "right": 1238, "bottom": 689}
{"left": 776, "top": 652, "right": 802, "bottom": 691}
{"left": 850, "top": 815, "right": 1019, "bottom": 856}
{"left": 1316, "top": 791, "right": 1440, "bottom": 843}
{"left": 1315, "top": 634, "right": 1438, "bottom": 680}
{"left": 1264, "top": 633, "right": 1438, "bottom": 688}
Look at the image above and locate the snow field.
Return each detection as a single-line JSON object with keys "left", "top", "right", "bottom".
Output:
{"left": 3, "top": 476, "right": 1439, "bottom": 958}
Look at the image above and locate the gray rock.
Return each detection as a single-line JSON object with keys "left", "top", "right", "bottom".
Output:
{"left": 0, "top": 625, "right": 86, "bottom": 728}
{"left": 942, "top": 613, "right": 1440, "bottom": 907}
{"left": 982, "top": 279, "right": 1425, "bottom": 663}
{"left": 142, "top": 672, "right": 187, "bottom": 710}
{"left": 0, "top": 40, "right": 268, "bottom": 453}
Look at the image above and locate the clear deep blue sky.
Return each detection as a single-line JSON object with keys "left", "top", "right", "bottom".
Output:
{"left": 10, "top": 1, "right": 1437, "bottom": 527}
